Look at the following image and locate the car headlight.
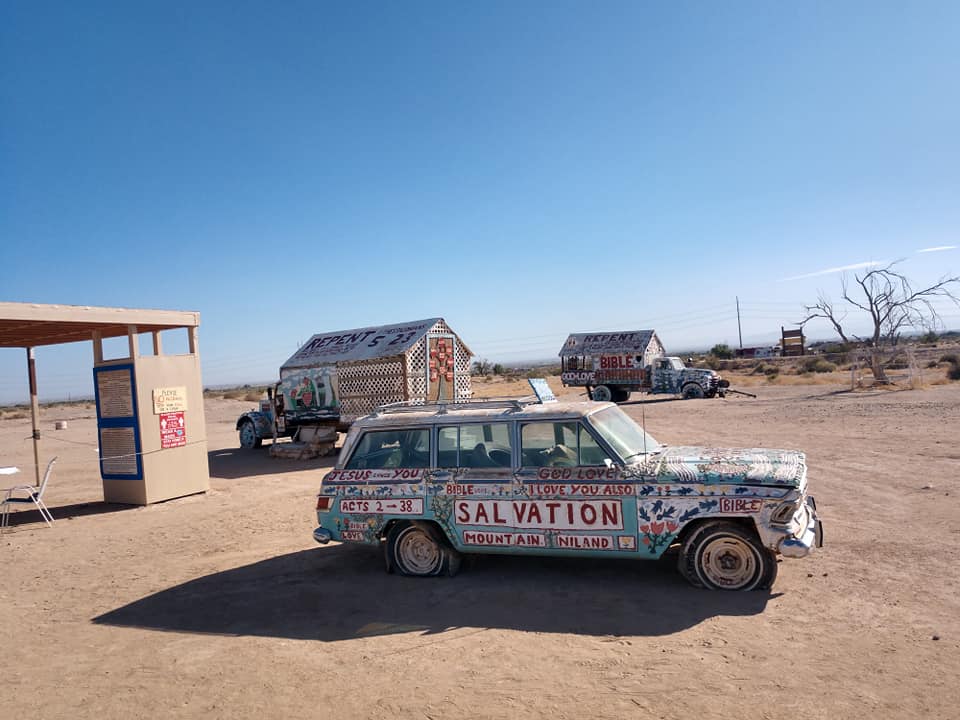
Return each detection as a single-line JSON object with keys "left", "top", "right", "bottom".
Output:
{"left": 770, "top": 501, "right": 799, "bottom": 526}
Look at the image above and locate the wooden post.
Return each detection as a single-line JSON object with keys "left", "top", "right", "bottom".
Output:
{"left": 127, "top": 325, "right": 138, "bottom": 359}
{"left": 92, "top": 330, "right": 104, "bottom": 364}
{"left": 26, "top": 347, "right": 42, "bottom": 487}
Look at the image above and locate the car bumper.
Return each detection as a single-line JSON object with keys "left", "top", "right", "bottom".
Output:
{"left": 779, "top": 496, "right": 823, "bottom": 559}
{"left": 313, "top": 526, "right": 333, "bottom": 545}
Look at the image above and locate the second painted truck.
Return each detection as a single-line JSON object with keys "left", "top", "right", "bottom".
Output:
{"left": 559, "top": 330, "right": 729, "bottom": 401}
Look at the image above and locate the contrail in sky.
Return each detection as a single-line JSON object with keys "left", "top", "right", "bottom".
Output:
{"left": 779, "top": 260, "right": 885, "bottom": 282}
{"left": 916, "top": 246, "right": 956, "bottom": 253}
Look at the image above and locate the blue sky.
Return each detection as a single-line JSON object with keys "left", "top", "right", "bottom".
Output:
{"left": 2, "top": 1, "right": 959, "bottom": 402}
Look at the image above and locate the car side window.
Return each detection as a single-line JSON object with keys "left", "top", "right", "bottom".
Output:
{"left": 521, "top": 421, "right": 577, "bottom": 467}
{"left": 439, "top": 423, "right": 513, "bottom": 468}
{"left": 521, "top": 421, "right": 611, "bottom": 467}
{"left": 578, "top": 424, "right": 612, "bottom": 466}
{"left": 345, "top": 428, "right": 431, "bottom": 469}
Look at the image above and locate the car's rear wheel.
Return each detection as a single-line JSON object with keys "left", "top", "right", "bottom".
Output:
{"left": 591, "top": 385, "right": 613, "bottom": 402}
{"left": 387, "top": 522, "right": 460, "bottom": 577}
{"left": 612, "top": 388, "right": 631, "bottom": 402}
{"left": 680, "top": 521, "right": 777, "bottom": 590}
{"left": 238, "top": 419, "right": 262, "bottom": 449}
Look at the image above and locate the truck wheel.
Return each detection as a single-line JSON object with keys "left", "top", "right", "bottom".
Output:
{"left": 238, "top": 419, "right": 262, "bottom": 449}
{"left": 592, "top": 385, "right": 613, "bottom": 402}
{"left": 682, "top": 383, "right": 705, "bottom": 400}
{"left": 386, "top": 522, "right": 460, "bottom": 577}
{"left": 612, "top": 388, "right": 631, "bottom": 403}
{"left": 679, "top": 521, "right": 777, "bottom": 591}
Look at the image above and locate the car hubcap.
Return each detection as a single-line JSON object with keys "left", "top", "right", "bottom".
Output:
{"left": 698, "top": 536, "right": 757, "bottom": 589}
{"left": 398, "top": 529, "right": 441, "bottom": 574}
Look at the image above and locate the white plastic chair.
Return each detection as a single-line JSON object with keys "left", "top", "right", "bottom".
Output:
{"left": 1, "top": 456, "right": 57, "bottom": 531}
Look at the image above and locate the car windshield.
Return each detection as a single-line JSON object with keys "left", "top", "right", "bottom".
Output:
{"left": 587, "top": 406, "right": 661, "bottom": 461}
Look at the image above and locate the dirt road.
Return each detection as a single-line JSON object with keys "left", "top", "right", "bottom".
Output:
{"left": 2, "top": 383, "right": 958, "bottom": 719}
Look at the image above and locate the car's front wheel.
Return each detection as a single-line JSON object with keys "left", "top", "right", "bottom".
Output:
{"left": 238, "top": 419, "right": 262, "bottom": 449}
{"left": 682, "top": 383, "right": 705, "bottom": 399}
{"left": 679, "top": 521, "right": 777, "bottom": 590}
{"left": 386, "top": 522, "right": 460, "bottom": 577}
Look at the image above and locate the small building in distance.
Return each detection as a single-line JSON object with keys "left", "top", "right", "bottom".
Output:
{"left": 781, "top": 326, "right": 806, "bottom": 357}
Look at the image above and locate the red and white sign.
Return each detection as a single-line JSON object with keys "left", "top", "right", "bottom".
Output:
{"left": 339, "top": 498, "right": 424, "bottom": 515}
{"left": 719, "top": 497, "right": 763, "bottom": 513}
{"left": 456, "top": 499, "right": 623, "bottom": 530}
{"left": 462, "top": 531, "right": 546, "bottom": 547}
{"left": 599, "top": 355, "right": 635, "bottom": 369}
{"left": 555, "top": 534, "right": 614, "bottom": 550}
{"left": 159, "top": 411, "right": 186, "bottom": 449}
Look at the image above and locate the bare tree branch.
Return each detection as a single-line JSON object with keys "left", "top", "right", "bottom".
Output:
{"left": 802, "top": 260, "right": 960, "bottom": 383}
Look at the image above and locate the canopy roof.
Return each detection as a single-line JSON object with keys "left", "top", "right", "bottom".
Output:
{"left": 0, "top": 302, "right": 200, "bottom": 348}
{"left": 559, "top": 330, "right": 657, "bottom": 356}
{"left": 282, "top": 317, "right": 471, "bottom": 370}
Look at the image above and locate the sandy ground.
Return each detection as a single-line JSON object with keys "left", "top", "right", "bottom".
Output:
{"left": 2, "top": 381, "right": 959, "bottom": 719}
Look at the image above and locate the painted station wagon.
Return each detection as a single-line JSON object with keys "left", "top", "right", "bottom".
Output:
{"left": 313, "top": 391, "right": 823, "bottom": 590}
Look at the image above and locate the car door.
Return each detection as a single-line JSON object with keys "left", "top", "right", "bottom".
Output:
{"left": 436, "top": 421, "right": 516, "bottom": 552}
{"left": 516, "top": 419, "right": 626, "bottom": 553}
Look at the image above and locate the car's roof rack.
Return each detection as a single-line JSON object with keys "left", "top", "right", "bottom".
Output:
{"left": 371, "top": 396, "right": 541, "bottom": 416}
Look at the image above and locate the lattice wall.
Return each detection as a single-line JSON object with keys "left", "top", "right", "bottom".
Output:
{"left": 339, "top": 358, "right": 405, "bottom": 420}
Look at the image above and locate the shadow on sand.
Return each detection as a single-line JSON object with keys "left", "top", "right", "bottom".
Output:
{"left": 4, "top": 501, "right": 137, "bottom": 528}
{"left": 94, "top": 544, "right": 777, "bottom": 641}
{"left": 207, "top": 446, "right": 339, "bottom": 480}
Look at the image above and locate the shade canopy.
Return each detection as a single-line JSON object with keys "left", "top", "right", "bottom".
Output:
{"left": 0, "top": 302, "right": 200, "bottom": 349}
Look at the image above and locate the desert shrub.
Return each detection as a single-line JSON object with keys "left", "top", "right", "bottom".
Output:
{"left": 927, "top": 360, "right": 940, "bottom": 369}
{"left": 886, "top": 353, "right": 909, "bottom": 370}
{"left": 764, "top": 365, "right": 780, "bottom": 376}
{"left": 750, "top": 362, "right": 767, "bottom": 375}
{"left": 244, "top": 392, "right": 262, "bottom": 402}
{"left": 710, "top": 343, "right": 734, "bottom": 359}
{"left": 920, "top": 331, "right": 939, "bottom": 344}
{"left": 802, "top": 358, "right": 837, "bottom": 373}
{"left": 949, "top": 363, "right": 960, "bottom": 381}
{"left": 939, "top": 353, "right": 959, "bottom": 365}
{"left": 703, "top": 356, "right": 721, "bottom": 370}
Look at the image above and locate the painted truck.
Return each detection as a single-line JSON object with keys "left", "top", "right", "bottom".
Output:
{"left": 237, "top": 318, "right": 474, "bottom": 449}
{"left": 559, "top": 330, "right": 728, "bottom": 402}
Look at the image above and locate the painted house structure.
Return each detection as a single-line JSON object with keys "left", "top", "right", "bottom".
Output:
{"left": 279, "top": 317, "right": 474, "bottom": 424}
{"left": 559, "top": 330, "right": 665, "bottom": 388}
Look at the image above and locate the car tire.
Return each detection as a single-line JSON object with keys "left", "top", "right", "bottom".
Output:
{"left": 681, "top": 383, "right": 705, "bottom": 400}
{"left": 612, "top": 388, "right": 631, "bottom": 403}
{"left": 386, "top": 522, "right": 460, "bottom": 577}
{"left": 592, "top": 385, "right": 613, "bottom": 402}
{"left": 238, "top": 419, "right": 262, "bottom": 449}
{"left": 679, "top": 521, "right": 777, "bottom": 591}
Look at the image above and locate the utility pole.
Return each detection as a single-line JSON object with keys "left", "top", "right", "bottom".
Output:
{"left": 736, "top": 296, "right": 743, "bottom": 350}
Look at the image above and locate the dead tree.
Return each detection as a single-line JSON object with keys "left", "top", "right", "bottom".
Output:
{"left": 800, "top": 262, "right": 960, "bottom": 383}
